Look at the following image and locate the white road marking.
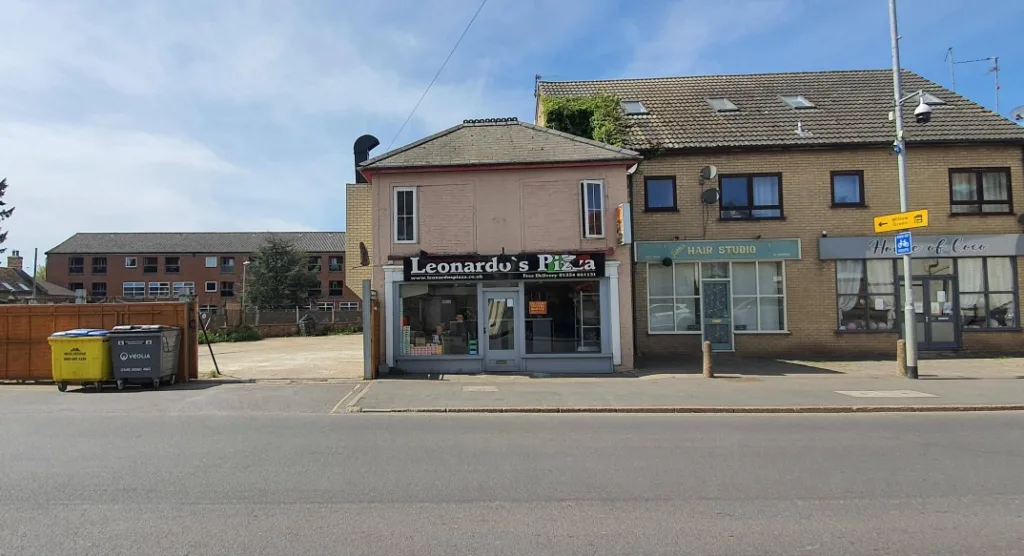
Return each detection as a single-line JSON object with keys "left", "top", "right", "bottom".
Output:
{"left": 834, "top": 390, "right": 938, "bottom": 398}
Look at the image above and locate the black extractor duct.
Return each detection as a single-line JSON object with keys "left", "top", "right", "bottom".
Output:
{"left": 353, "top": 134, "right": 380, "bottom": 183}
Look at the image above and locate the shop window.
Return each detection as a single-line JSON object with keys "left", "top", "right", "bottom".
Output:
{"left": 719, "top": 174, "right": 783, "bottom": 220}
{"left": 731, "top": 262, "right": 785, "bottom": 331}
{"left": 836, "top": 260, "right": 897, "bottom": 331}
{"left": 394, "top": 187, "right": 418, "bottom": 243}
{"left": 399, "top": 283, "right": 477, "bottom": 356}
{"left": 581, "top": 180, "right": 605, "bottom": 238}
{"left": 647, "top": 263, "right": 701, "bottom": 333}
{"left": 958, "top": 257, "right": 1017, "bottom": 329}
{"left": 525, "top": 281, "right": 602, "bottom": 354}
{"left": 949, "top": 168, "right": 1012, "bottom": 214}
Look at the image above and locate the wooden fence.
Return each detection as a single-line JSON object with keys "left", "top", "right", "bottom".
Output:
{"left": 0, "top": 302, "right": 199, "bottom": 382}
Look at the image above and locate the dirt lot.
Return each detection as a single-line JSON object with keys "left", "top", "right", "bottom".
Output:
{"left": 199, "top": 335, "right": 364, "bottom": 381}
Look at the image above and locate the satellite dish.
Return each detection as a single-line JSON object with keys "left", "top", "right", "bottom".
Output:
{"left": 1010, "top": 105, "right": 1024, "bottom": 123}
{"left": 699, "top": 165, "right": 718, "bottom": 181}
{"left": 701, "top": 188, "right": 721, "bottom": 205}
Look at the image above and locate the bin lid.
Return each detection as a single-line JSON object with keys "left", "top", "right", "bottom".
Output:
{"left": 51, "top": 328, "right": 109, "bottom": 337}
{"left": 111, "top": 324, "right": 179, "bottom": 333}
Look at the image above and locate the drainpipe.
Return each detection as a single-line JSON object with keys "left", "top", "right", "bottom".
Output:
{"left": 627, "top": 163, "right": 639, "bottom": 365}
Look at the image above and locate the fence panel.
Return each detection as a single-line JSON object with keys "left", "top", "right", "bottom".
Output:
{"left": 0, "top": 302, "right": 198, "bottom": 382}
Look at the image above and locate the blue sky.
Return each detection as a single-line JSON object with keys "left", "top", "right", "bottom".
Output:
{"left": 2, "top": 0, "right": 1022, "bottom": 269}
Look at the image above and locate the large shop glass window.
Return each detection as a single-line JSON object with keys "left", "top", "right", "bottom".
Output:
{"left": 525, "top": 281, "right": 601, "bottom": 354}
{"left": 836, "top": 260, "right": 897, "bottom": 331}
{"left": 399, "top": 283, "right": 477, "bottom": 356}
{"left": 958, "top": 257, "right": 1017, "bottom": 329}
{"left": 647, "top": 262, "right": 787, "bottom": 333}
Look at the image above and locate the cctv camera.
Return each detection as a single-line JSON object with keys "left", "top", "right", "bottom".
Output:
{"left": 914, "top": 98, "right": 932, "bottom": 124}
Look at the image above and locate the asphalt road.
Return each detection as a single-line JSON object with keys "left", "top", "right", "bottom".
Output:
{"left": 1, "top": 391, "right": 1022, "bottom": 555}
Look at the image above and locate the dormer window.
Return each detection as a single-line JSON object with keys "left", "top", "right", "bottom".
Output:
{"left": 621, "top": 101, "right": 648, "bottom": 115}
{"left": 707, "top": 97, "right": 739, "bottom": 113}
{"left": 781, "top": 95, "right": 815, "bottom": 109}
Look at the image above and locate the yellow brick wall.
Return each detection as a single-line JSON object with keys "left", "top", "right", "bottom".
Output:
{"left": 345, "top": 183, "right": 373, "bottom": 299}
{"left": 631, "top": 144, "right": 1024, "bottom": 357}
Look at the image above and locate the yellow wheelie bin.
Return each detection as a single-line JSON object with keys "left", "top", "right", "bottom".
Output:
{"left": 49, "top": 329, "right": 113, "bottom": 392}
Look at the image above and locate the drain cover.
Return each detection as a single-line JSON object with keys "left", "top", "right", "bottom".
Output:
{"left": 835, "top": 390, "right": 937, "bottom": 398}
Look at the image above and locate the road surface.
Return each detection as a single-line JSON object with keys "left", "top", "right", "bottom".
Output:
{"left": 1, "top": 387, "right": 1021, "bottom": 555}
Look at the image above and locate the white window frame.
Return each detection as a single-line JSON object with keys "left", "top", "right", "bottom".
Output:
{"left": 338, "top": 301, "right": 360, "bottom": 311}
{"left": 172, "top": 281, "right": 195, "bottom": 296}
{"left": 205, "top": 256, "right": 217, "bottom": 268}
{"left": 393, "top": 187, "right": 418, "bottom": 244}
{"left": 646, "top": 261, "right": 789, "bottom": 335}
{"left": 148, "top": 282, "right": 171, "bottom": 298}
{"left": 317, "top": 301, "right": 335, "bottom": 312}
{"left": 581, "top": 179, "right": 605, "bottom": 239}
{"left": 123, "top": 282, "right": 146, "bottom": 298}
{"left": 125, "top": 257, "right": 137, "bottom": 269}
{"left": 199, "top": 305, "right": 219, "bottom": 315}
{"left": 205, "top": 281, "right": 218, "bottom": 293}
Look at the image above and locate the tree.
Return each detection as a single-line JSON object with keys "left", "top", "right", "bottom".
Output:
{"left": 0, "top": 178, "right": 15, "bottom": 254}
{"left": 36, "top": 264, "right": 46, "bottom": 281}
{"left": 243, "top": 236, "right": 321, "bottom": 309}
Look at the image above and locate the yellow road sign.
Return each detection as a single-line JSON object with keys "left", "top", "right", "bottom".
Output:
{"left": 873, "top": 209, "right": 929, "bottom": 233}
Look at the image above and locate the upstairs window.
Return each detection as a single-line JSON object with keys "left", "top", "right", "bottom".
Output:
{"left": 308, "top": 282, "right": 322, "bottom": 298}
{"left": 781, "top": 94, "right": 815, "bottom": 109}
{"left": 220, "top": 281, "right": 235, "bottom": 297}
{"left": 143, "top": 257, "right": 158, "bottom": 273}
{"left": 394, "top": 187, "right": 418, "bottom": 243}
{"left": 950, "top": 168, "right": 1012, "bottom": 214}
{"left": 831, "top": 171, "right": 865, "bottom": 207}
{"left": 581, "top": 180, "right": 605, "bottom": 238}
{"left": 165, "top": 256, "right": 180, "bottom": 273}
{"left": 644, "top": 176, "right": 678, "bottom": 211}
{"left": 125, "top": 257, "right": 137, "bottom": 269}
{"left": 205, "top": 256, "right": 217, "bottom": 268}
{"left": 720, "top": 174, "right": 783, "bottom": 220}
{"left": 308, "top": 256, "right": 322, "bottom": 272}
{"left": 91, "top": 257, "right": 107, "bottom": 275}
{"left": 221, "top": 256, "right": 236, "bottom": 274}
{"left": 68, "top": 257, "right": 84, "bottom": 274}
{"left": 328, "top": 256, "right": 343, "bottom": 272}
{"left": 329, "top": 280, "right": 344, "bottom": 296}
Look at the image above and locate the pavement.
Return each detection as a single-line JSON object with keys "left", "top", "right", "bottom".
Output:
{"left": 354, "top": 360, "right": 1024, "bottom": 413}
{"left": 2, "top": 405, "right": 1022, "bottom": 555}
{"left": 199, "top": 334, "right": 364, "bottom": 381}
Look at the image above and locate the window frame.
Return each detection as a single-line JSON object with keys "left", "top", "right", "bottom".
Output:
{"left": 68, "top": 257, "right": 84, "bottom": 275}
{"left": 781, "top": 94, "right": 815, "bottom": 109}
{"left": 220, "top": 256, "right": 236, "bottom": 274}
{"left": 581, "top": 179, "right": 605, "bottom": 239}
{"left": 308, "top": 256, "right": 322, "bottom": 272}
{"left": 124, "top": 257, "right": 138, "bottom": 269}
{"left": 835, "top": 259, "right": 899, "bottom": 333}
{"left": 220, "top": 281, "right": 235, "bottom": 298}
{"left": 165, "top": 256, "right": 181, "bottom": 274}
{"left": 948, "top": 167, "right": 1013, "bottom": 215}
{"left": 718, "top": 173, "right": 784, "bottom": 221}
{"left": 328, "top": 280, "right": 344, "bottom": 296}
{"left": 393, "top": 187, "right": 418, "bottom": 244}
{"left": 91, "top": 257, "right": 107, "bottom": 275}
{"left": 339, "top": 301, "right": 360, "bottom": 311}
{"left": 123, "top": 282, "right": 146, "bottom": 298}
{"left": 142, "top": 257, "right": 159, "bottom": 274}
{"left": 317, "top": 301, "right": 335, "bottom": 312}
{"left": 706, "top": 97, "right": 739, "bottom": 113}
{"left": 620, "top": 100, "right": 648, "bottom": 115}
{"left": 148, "top": 282, "right": 171, "bottom": 298}
{"left": 646, "top": 262, "right": 702, "bottom": 335}
{"left": 199, "top": 305, "right": 219, "bottom": 315}
{"left": 172, "top": 281, "right": 195, "bottom": 296}
{"left": 205, "top": 281, "right": 218, "bottom": 293}
{"left": 830, "top": 170, "right": 865, "bottom": 207}
{"left": 328, "top": 256, "right": 343, "bottom": 272}
{"left": 644, "top": 176, "right": 678, "bottom": 212}
{"left": 68, "top": 282, "right": 84, "bottom": 294}
{"left": 90, "top": 282, "right": 107, "bottom": 297}
{"left": 729, "top": 261, "right": 788, "bottom": 333}
{"left": 204, "top": 256, "right": 218, "bottom": 268}
{"left": 307, "top": 282, "right": 323, "bottom": 298}
{"left": 955, "top": 257, "right": 1020, "bottom": 331}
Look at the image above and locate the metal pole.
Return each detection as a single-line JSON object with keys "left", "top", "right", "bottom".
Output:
{"left": 362, "top": 279, "right": 373, "bottom": 380}
{"left": 241, "top": 262, "right": 248, "bottom": 326}
{"left": 31, "top": 247, "right": 38, "bottom": 303}
{"left": 889, "top": 0, "right": 918, "bottom": 379}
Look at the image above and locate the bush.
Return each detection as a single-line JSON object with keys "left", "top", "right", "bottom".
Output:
{"left": 199, "top": 326, "right": 263, "bottom": 344}
{"left": 319, "top": 323, "right": 363, "bottom": 336}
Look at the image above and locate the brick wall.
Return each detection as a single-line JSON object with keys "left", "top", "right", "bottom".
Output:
{"left": 632, "top": 144, "right": 1024, "bottom": 358}
{"left": 346, "top": 183, "right": 373, "bottom": 299}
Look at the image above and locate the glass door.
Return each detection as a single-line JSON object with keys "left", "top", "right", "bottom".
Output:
{"left": 900, "top": 277, "right": 961, "bottom": 350}
{"left": 701, "top": 280, "right": 734, "bottom": 352}
{"left": 484, "top": 292, "right": 519, "bottom": 370}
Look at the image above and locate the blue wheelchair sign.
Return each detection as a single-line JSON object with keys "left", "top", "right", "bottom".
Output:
{"left": 895, "top": 231, "right": 913, "bottom": 255}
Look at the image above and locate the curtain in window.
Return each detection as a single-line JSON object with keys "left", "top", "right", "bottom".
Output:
{"left": 836, "top": 260, "right": 861, "bottom": 312}
{"left": 987, "top": 258, "right": 1014, "bottom": 291}
{"left": 958, "top": 258, "right": 985, "bottom": 319}
{"left": 751, "top": 176, "right": 779, "bottom": 217}
{"left": 982, "top": 172, "right": 1008, "bottom": 200}
{"left": 951, "top": 172, "right": 977, "bottom": 201}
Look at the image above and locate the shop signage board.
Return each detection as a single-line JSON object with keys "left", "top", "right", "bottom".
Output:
{"left": 634, "top": 239, "right": 802, "bottom": 263}
{"left": 818, "top": 233, "right": 1024, "bottom": 260}
{"left": 873, "top": 209, "right": 929, "bottom": 233}
{"left": 404, "top": 252, "right": 606, "bottom": 282}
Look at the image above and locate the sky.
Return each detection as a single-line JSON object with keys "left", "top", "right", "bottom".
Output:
{"left": 2, "top": 0, "right": 1022, "bottom": 270}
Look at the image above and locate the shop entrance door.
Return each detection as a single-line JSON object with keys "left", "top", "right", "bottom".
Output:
{"left": 484, "top": 291, "right": 519, "bottom": 371}
{"left": 701, "top": 280, "right": 734, "bottom": 352}
{"left": 900, "top": 276, "right": 961, "bottom": 350}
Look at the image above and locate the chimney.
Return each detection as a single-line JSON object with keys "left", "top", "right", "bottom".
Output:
{"left": 7, "top": 250, "right": 22, "bottom": 271}
{"left": 353, "top": 134, "right": 380, "bottom": 184}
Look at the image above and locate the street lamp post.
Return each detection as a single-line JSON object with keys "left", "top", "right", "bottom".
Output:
{"left": 888, "top": 0, "right": 918, "bottom": 379}
{"left": 241, "top": 260, "right": 251, "bottom": 326}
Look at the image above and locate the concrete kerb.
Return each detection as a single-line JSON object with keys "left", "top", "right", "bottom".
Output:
{"left": 349, "top": 404, "right": 1024, "bottom": 414}
{"left": 191, "top": 378, "right": 368, "bottom": 385}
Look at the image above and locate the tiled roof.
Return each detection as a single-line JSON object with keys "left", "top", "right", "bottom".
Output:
{"left": 537, "top": 70, "right": 1024, "bottom": 150}
{"left": 0, "top": 267, "right": 74, "bottom": 298}
{"left": 47, "top": 232, "right": 347, "bottom": 255}
{"left": 360, "top": 118, "right": 640, "bottom": 170}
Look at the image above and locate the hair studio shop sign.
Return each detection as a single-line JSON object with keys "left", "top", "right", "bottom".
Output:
{"left": 404, "top": 253, "right": 606, "bottom": 282}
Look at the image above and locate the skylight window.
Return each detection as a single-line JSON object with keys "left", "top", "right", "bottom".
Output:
{"left": 621, "top": 101, "right": 648, "bottom": 115}
{"left": 707, "top": 97, "right": 739, "bottom": 112}
{"left": 2, "top": 282, "right": 14, "bottom": 291}
{"left": 781, "top": 95, "right": 815, "bottom": 109}
{"left": 18, "top": 283, "right": 30, "bottom": 291}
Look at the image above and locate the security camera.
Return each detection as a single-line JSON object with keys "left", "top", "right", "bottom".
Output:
{"left": 914, "top": 98, "right": 932, "bottom": 124}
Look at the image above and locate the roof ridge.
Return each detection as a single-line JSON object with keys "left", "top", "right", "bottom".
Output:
{"left": 515, "top": 121, "right": 640, "bottom": 156}
{"left": 538, "top": 68, "right": 898, "bottom": 85}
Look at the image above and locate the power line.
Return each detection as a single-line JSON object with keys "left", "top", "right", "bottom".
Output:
{"left": 385, "top": 0, "right": 489, "bottom": 152}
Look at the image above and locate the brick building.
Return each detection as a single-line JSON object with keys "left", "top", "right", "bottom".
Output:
{"left": 538, "top": 70, "right": 1024, "bottom": 358}
{"left": 46, "top": 232, "right": 361, "bottom": 313}
{"left": 0, "top": 250, "right": 76, "bottom": 303}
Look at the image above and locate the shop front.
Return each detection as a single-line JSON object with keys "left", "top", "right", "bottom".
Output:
{"left": 383, "top": 252, "right": 624, "bottom": 374}
{"left": 820, "top": 234, "right": 1024, "bottom": 351}
{"left": 634, "top": 239, "right": 802, "bottom": 353}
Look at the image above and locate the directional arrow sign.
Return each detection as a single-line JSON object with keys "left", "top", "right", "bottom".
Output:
{"left": 873, "top": 209, "right": 929, "bottom": 233}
